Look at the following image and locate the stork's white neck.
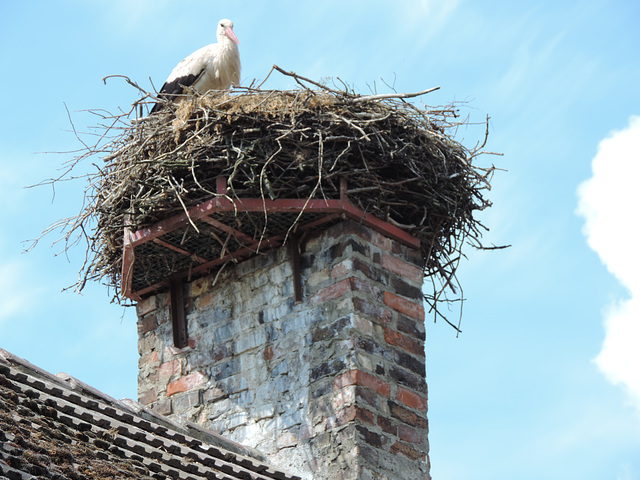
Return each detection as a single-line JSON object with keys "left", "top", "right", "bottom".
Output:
{"left": 217, "top": 36, "right": 238, "bottom": 56}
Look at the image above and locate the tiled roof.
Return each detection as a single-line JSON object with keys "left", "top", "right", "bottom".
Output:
{"left": 0, "top": 348, "right": 300, "bottom": 480}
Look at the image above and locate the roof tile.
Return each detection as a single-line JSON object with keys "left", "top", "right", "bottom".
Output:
{"left": 0, "top": 348, "right": 300, "bottom": 480}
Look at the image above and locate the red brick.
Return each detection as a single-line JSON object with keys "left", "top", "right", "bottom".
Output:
{"left": 310, "top": 278, "right": 353, "bottom": 303}
{"left": 385, "top": 328, "right": 424, "bottom": 357}
{"left": 311, "top": 275, "right": 382, "bottom": 304}
{"left": 396, "top": 387, "right": 428, "bottom": 411}
{"left": 382, "top": 254, "right": 423, "bottom": 282}
{"left": 391, "top": 441, "right": 426, "bottom": 461}
{"left": 389, "top": 402, "right": 428, "bottom": 429}
{"left": 136, "top": 297, "right": 157, "bottom": 317}
{"left": 384, "top": 292, "right": 425, "bottom": 320}
{"left": 398, "top": 425, "right": 425, "bottom": 444}
{"left": 371, "top": 231, "right": 392, "bottom": 252}
{"left": 377, "top": 415, "right": 397, "bottom": 435}
{"left": 334, "top": 370, "right": 390, "bottom": 398}
{"left": 166, "top": 371, "right": 207, "bottom": 397}
{"left": 202, "top": 386, "right": 226, "bottom": 403}
{"left": 331, "top": 405, "right": 376, "bottom": 428}
{"left": 139, "top": 389, "right": 158, "bottom": 406}
{"left": 263, "top": 345, "right": 274, "bottom": 362}
{"left": 331, "top": 259, "right": 352, "bottom": 278}
{"left": 352, "top": 257, "right": 376, "bottom": 280}
{"left": 355, "top": 407, "right": 376, "bottom": 425}
{"left": 158, "top": 359, "right": 181, "bottom": 381}
{"left": 334, "top": 370, "right": 357, "bottom": 389}
{"left": 198, "top": 291, "right": 218, "bottom": 309}
{"left": 138, "top": 314, "right": 158, "bottom": 335}
{"left": 138, "top": 350, "right": 159, "bottom": 369}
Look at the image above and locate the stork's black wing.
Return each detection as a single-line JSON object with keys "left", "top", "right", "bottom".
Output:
{"left": 150, "top": 66, "right": 206, "bottom": 114}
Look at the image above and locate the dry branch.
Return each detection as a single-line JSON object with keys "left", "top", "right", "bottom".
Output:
{"left": 33, "top": 68, "right": 498, "bottom": 330}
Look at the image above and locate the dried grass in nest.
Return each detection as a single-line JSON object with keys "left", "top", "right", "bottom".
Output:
{"left": 36, "top": 68, "right": 499, "bottom": 331}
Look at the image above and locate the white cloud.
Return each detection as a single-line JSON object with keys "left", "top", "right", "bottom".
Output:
{"left": 577, "top": 115, "right": 640, "bottom": 411}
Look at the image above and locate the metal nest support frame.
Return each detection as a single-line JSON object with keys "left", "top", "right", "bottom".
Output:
{"left": 121, "top": 176, "right": 420, "bottom": 302}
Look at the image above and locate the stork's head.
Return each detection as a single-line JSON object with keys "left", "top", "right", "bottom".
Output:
{"left": 218, "top": 19, "right": 240, "bottom": 45}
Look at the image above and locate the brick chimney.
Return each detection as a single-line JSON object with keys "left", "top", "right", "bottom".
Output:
{"left": 136, "top": 219, "right": 429, "bottom": 479}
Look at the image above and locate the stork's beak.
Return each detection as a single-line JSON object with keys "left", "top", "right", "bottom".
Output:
{"left": 226, "top": 27, "right": 240, "bottom": 44}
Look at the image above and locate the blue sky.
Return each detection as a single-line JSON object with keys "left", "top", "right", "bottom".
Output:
{"left": 1, "top": 1, "right": 639, "bottom": 479}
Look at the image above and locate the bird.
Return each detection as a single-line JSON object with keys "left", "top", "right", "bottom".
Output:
{"left": 150, "top": 19, "right": 241, "bottom": 113}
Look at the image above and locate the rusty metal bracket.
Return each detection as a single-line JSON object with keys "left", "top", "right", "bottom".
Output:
{"left": 122, "top": 175, "right": 420, "bottom": 300}
{"left": 169, "top": 277, "right": 188, "bottom": 348}
{"left": 289, "top": 233, "right": 303, "bottom": 303}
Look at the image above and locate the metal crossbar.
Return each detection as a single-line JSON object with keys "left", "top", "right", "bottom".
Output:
{"left": 122, "top": 177, "right": 419, "bottom": 300}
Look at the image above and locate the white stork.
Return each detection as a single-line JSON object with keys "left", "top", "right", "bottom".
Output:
{"left": 150, "top": 19, "right": 240, "bottom": 113}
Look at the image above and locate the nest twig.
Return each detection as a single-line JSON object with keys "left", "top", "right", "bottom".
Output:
{"left": 30, "top": 67, "right": 500, "bottom": 332}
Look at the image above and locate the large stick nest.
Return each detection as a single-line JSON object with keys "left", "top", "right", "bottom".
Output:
{"left": 40, "top": 69, "right": 497, "bottom": 329}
